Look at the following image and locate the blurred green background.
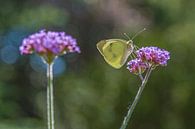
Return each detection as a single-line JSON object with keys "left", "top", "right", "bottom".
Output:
{"left": 0, "top": 0, "right": 195, "bottom": 129}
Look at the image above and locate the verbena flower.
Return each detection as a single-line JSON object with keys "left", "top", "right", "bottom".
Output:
{"left": 20, "top": 30, "right": 80, "bottom": 63}
{"left": 127, "top": 59, "right": 148, "bottom": 74}
{"left": 136, "top": 46, "right": 170, "bottom": 66}
{"left": 20, "top": 30, "right": 81, "bottom": 129}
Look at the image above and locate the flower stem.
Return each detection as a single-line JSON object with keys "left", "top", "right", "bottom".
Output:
{"left": 47, "top": 63, "right": 55, "bottom": 129}
{"left": 120, "top": 67, "right": 153, "bottom": 129}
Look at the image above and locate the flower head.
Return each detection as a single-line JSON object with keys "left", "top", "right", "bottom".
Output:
{"left": 136, "top": 47, "right": 170, "bottom": 66}
{"left": 127, "top": 59, "right": 148, "bottom": 74}
{"left": 20, "top": 30, "right": 80, "bottom": 63}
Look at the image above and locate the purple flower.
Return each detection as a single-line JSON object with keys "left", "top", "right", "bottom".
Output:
{"left": 136, "top": 47, "right": 170, "bottom": 66}
{"left": 127, "top": 59, "right": 148, "bottom": 74}
{"left": 20, "top": 30, "right": 80, "bottom": 63}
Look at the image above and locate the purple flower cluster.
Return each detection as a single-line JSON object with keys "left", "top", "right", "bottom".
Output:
{"left": 20, "top": 30, "right": 80, "bottom": 56}
{"left": 127, "top": 59, "right": 148, "bottom": 74}
{"left": 127, "top": 46, "right": 170, "bottom": 74}
{"left": 136, "top": 47, "right": 170, "bottom": 66}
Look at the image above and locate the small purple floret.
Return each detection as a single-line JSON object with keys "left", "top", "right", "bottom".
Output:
{"left": 136, "top": 47, "right": 170, "bottom": 66}
{"left": 20, "top": 30, "right": 80, "bottom": 56}
{"left": 127, "top": 59, "right": 148, "bottom": 74}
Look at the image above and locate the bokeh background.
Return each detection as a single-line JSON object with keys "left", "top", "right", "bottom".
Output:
{"left": 0, "top": 0, "right": 195, "bottom": 129}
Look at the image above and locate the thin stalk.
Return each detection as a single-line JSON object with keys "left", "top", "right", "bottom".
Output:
{"left": 47, "top": 63, "right": 55, "bottom": 129}
{"left": 120, "top": 67, "right": 153, "bottom": 129}
{"left": 138, "top": 74, "right": 144, "bottom": 81}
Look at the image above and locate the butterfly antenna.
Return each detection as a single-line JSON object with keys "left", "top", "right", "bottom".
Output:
{"left": 131, "top": 28, "right": 146, "bottom": 40}
{"left": 134, "top": 45, "right": 140, "bottom": 51}
{"left": 123, "top": 33, "right": 131, "bottom": 40}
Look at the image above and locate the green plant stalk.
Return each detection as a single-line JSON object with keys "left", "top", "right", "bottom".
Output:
{"left": 120, "top": 67, "right": 153, "bottom": 129}
{"left": 47, "top": 63, "right": 55, "bottom": 129}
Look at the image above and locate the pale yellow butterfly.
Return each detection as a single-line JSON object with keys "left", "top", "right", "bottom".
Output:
{"left": 96, "top": 28, "right": 146, "bottom": 69}
{"left": 97, "top": 39, "right": 134, "bottom": 69}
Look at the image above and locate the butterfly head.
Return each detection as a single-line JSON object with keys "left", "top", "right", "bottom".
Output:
{"left": 127, "top": 40, "right": 134, "bottom": 53}
{"left": 127, "top": 40, "right": 133, "bottom": 45}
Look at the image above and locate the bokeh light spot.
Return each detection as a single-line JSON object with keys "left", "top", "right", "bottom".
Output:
{"left": 30, "top": 55, "right": 46, "bottom": 73}
{"left": 53, "top": 57, "right": 66, "bottom": 76}
{"left": 0, "top": 45, "right": 19, "bottom": 64}
{"left": 30, "top": 55, "right": 66, "bottom": 76}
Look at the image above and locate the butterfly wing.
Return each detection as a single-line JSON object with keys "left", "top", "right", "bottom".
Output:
{"left": 96, "top": 40, "right": 106, "bottom": 55}
{"left": 97, "top": 39, "right": 133, "bottom": 69}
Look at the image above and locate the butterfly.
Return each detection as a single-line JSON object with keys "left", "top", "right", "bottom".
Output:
{"left": 97, "top": 39, "right": 134, "bottom": 69}
{"left": 96, "top": 29, "right": 145, "bottom": 69}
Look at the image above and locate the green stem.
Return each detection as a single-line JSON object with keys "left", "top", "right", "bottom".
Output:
{"left": 120, "top": 67, "right": 153, "bottom": 129}
{"left": 47, "top": 63, "right": 55, "bottom": 129}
